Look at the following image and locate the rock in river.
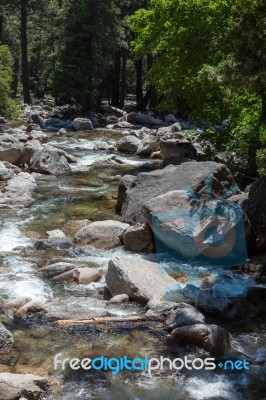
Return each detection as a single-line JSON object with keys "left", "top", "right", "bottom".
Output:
{"left": 122, "top": 223, "right": 155, "bottom": 253}
{"left": 73, "top": 220, "right": 129, "bottom": 250}
{"left": 72, "top": 117, "right": 93, "bottom": 131}
{"left": 121, "top": 162, "right": 239, "bottom": 224}
{"left": 105, "top": 257, "right": 177, "bottom": 304}
{"left": 116, "top": 135, "right": 140, "bottom": 153}
{"left": 171, "top": 323, "right": 232, "bottom": 356}
{"left": 0, "top": 323, "right": 13, "bottom": 354}
{"left": 0, "top": 373, "right": 48, "bottom": 400}
{"left": 30, "top": 148, "right": 71, "bottom": 175}
{"left": 143, "top": 188, "right": 247, "bottom": 261}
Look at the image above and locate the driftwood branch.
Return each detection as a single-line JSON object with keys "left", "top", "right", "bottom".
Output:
{"left": 53, "top": 316, "right": 151, "bottom": 327}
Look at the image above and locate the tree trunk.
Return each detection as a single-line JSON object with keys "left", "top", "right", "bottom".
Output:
{"left": 119, "top": 48, "right": 127, "bottom": 109}
{"left": 147, "top": 53, "right": 157, "bottom": 110}
{"left": 137, "top": 54, "right": 158, "bottom": 111}
{"left": 111, "top": 52, "right": 121, "bottom": 107}
{"left": 20, "top": 0, "right": 31, "bottom": 104}
{"left": 135, "top": 58, "right": 143, "bottom": 105}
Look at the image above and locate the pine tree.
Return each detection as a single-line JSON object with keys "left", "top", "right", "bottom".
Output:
{"left": 53, "top": 0, "right": 125, "bottom": 111}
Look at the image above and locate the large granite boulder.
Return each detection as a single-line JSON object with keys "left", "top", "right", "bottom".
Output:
{"left": 0, "top": 172, "right": 37, "bottom": 208}
{"left": 0, "top": 373, "right": 48, "bottom": 400}
{"left": 121, "top": 162, "right": 240, "bottom": 224}
{"left": 72, "top": 118, "right": 93, "bottom": 131}
{"left": 30, "top": 148, "right": 71, "bottom": 174}
{"left": 0, "top": 145, "right": 23, "bottom": 165}
{"left": 73, "top": 220, "right": 129, "bottom": 249}
{"left": 160, "top": 139, "right": 196, "bottom": 160}
{"left": 116, "top": 135, "right": 140, "bottom": 153}
{"left": 20, "top": 140, "right": 42, "bottom": 165}
{"left": 143, "top": 189, "right": 247, "bottom": 263}
{"left": 105, "top": 257, "right": 177, "bottom": 304}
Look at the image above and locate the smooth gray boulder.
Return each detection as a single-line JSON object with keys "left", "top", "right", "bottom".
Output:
{"left": 121, "top": 162, "right": 239, "bottom": 224}
{"left": 105, "top": 257, "right": 177, "bottom": 304}
{"left": 72, "top": 118, "right": 93, "bottom": 131}
{"left": 73, "top": 220, "right": 129, "bottom": 249}
{"left": 116, "top": 135, "right": 140, "bottom": 153}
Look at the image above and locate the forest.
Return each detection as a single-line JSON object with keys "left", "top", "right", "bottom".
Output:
{"left": 0, "top": 0, "right": 265, "bottom": 175}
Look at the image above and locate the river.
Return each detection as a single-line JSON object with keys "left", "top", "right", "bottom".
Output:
{"left": 0, "top": 129, "right": 265, "bottom": 400}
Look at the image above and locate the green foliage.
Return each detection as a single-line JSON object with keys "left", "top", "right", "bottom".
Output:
{"left": 0, "top": 45, "right": 19, "bottom": 119}
{"left": 256, "top": 149, "right": 266, "bottom": 176}
{"left": 129, "top": 0, "right": 231, "bottom": 120}
{"left": 129, "top": 0, "right": 266, "bottom": 175}
{"left": 227, "top": 94, "right": 261, "bottom": 170}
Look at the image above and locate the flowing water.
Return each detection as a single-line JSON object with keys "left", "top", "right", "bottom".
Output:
{"left": 0, "top": 130, "right": 265, "bottom": 399}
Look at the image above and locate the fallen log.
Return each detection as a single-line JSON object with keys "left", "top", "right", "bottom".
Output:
{"left": 53, "top": 315, "right": 150, "bottom": 327}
